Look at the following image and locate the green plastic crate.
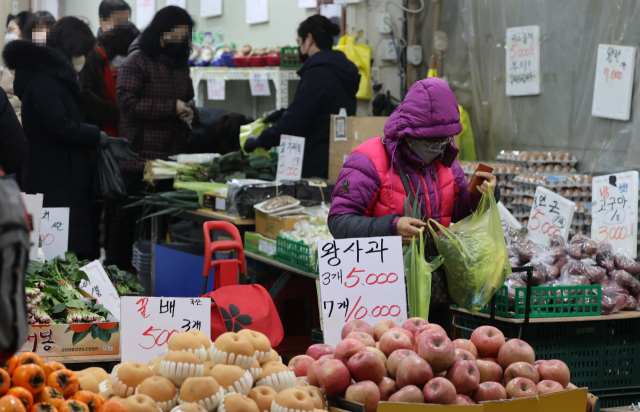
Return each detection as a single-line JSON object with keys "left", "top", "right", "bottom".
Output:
{"left": 477, "top": 284, "right": 601, "bottom": 318}
{"left": 281, "top": 47, "right": 302, "bottom": 67}
{"left": 453, "top": 310, "right": 640, "bottom": 390}
{"left": 276, "top": 236, "right": 318, "bottom": 274}
{"left": 591, "top": 386, "right": 640, "bottom": 412}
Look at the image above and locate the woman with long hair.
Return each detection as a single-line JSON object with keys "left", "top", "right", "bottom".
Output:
{"left": 1, "top": 11, "right": 32, "bottom": 123}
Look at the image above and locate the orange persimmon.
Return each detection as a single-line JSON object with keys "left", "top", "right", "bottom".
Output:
{"left": 96, "top": 402, "right": 126, "bottom": 412}
{"left": 47, "top": 371, "right": 78, "bottom": 399}
{"left": 35, "top": 388, "right": 65, "bottom": 410}
{"left": 13, "top": 364, "right": 46, "bottom": 395}
{"left": 1, "top": 355, "right": 18, "bottom": 376}
{"left": 71, "top": 392, "right": 99, "bottom": 412}
{"left": 58, "top": 401, "right": 88, "bottom": 412}
{"left": 16, "top": 354, "right": 44, "bottom": 370}
{"left": 90, "top": 397, "right": 104, "bottom": 412}
{"left": 7, "top": 387, "right": 35, "bottom": 410}
{"left": 29, "top": 403, "right": 57, "bottom": 412}
{"left": 0, "top": 396, "right": 27, "bottom": 412}
{"left": 0, "top": 368, "right": 11, "bottom": 396}
{"left": 42, "top": 364, "right": 65, "bottom": 380}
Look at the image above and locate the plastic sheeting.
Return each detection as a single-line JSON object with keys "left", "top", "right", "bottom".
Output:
{"left": 414, "top": 0, "right": 640, "bottom": 174}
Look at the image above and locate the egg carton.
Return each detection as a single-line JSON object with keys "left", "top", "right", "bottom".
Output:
{"left": 511, "top": 174, "right": 592, "bottom": 188}
{"left": 458, "top": 161, "right": 522, "bottom": 176}
{"left": 495, "top": 151, "right": 578, "bottom": 166}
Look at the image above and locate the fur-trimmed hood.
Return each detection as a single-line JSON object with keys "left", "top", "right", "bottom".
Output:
{"left": 3, "top": 40, "right": 80, "bottom": 99}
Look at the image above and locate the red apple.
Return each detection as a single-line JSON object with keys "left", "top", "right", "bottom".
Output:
{"left": 307, "top": 355, "right": 333, "bottom": 386}
{"left": 414, "top": 325, "right": 447, "bottom": 351}
{"left": 396, "top": 356, "right": 434, "bottom": 389}
{"left": 288, "top": 355, "right": 315, "bottom": 377}
{"left": 587, "top": 393, "right": 597, "bottom": 412}
{"left": 334, "top": 338, "right": 366, "bottom": 364}
{"left": 476, "top": 360, "right": 503, "bottom": 383}
{"left": 537, "top": 360, "right": 570, "bottom": 388}
{"left": 379, "top": 330, "right": 413, "bottom": 357}
{"left": 346, "top": 351, "right": 386, "bottom": 383}
{"left": 566, "top": 383, "right": 578, "bottom": 390}
{"left": 473, "top": 382, "right": 507, "bottom": 402}
{"left": 454, "top": 349, "right": 477, "bottom": 364}
{"left": 364, "top": 346, "right": 387, "bottom": 365}
{"left": 454, "top": 394, "right": 477, "bottom": 405}
{"left": 389, "top": 327, "right": 416, "bottom": 345}
{"left": 345, "top": 381, "right": 380, "bottom": 412}
{"left": 341, "top": 320, "right": 374, "bottom": 340}
{"left": 402, "top": 318, "right": 429, "bottom": 335}
{"left": 453, "top": 339, "right": 479, "bottom": 358}
{"left": 505, "top": 377, "right": 537, "bottom": 399}
{"left": 534, "top": 359, "right": 547, "bottom": 370}
{"left": 386, "top": 349, "right": 417, "bottom": 379}
{"left": 388, "top": 385, "right": 424, "bottom": 403}
{"left": 536, "top": 380, "right": 564, "bottom": 395}
{"left": 497, "top": 339, "right": 535, "bottom": 369}
{"left": 423, "top": 377, "right": 457, "bottom": 405}
{"left": 377, "top": 377, "right": 398, "bottom": 401}
{"left": 373, "top": 319, "right": 399, "bottom": 341}
{"left": 471, "top": 326, "right": 505, "bottom": 358}
{"left": 346, "top": 331, "right": 376, "bottom": 348}
{"left": 417, "top": 332, "right": 455, "bottom": 374}
{"left": 504, "top": 361, "right": 540, "bottom": 385}
{"left": 306, "top": 344, "right": 334, "bottom": 360}
{"left": 318, "top": 359, "right": 352, "bottom": 397}
{"left": 445, "top": 360, "right": 480, "bottom": 395}
{"left": 479, "top": 357, "right": 498, "bottom": 363}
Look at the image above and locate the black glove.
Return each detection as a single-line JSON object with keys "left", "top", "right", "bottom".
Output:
{"left": 264, "top": 108, "right": 285, "bottom": 123}
{"left": 244, "top": 135, "right": 261, "bottom": 153}
{"left": 99, "top": 132, "right": 138, "bottom": 161}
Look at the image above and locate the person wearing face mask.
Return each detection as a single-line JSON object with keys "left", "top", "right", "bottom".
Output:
{"left": 328, "top": 77, "right": 497, "bottom": 335}
{"left": 243, "top": 15, "right": 359, "bottom": 179}
{"left": 105, "top": 6, "right": 196, "bottom": 269}
{"left": 3, "top": 16, "right": 137, "bottom": 260}
{"left": 98, "top": 0, "right": 131, "bottom": 36}
{"left": 1, "top": 11, "right": 32, "bottom": 124}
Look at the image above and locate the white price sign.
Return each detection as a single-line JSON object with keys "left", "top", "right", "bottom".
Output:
{"left": 276, "top": 135, "right": 305, "bottom": 181}
{"left": 79, "top": 261, "right": 121, "bottom": 321}
{"left": 505, "top": 25, "right": 540, "bottom": 96}
{"left": 317, "top": 237, "right": 407, "bottom": 347}
{"left": 592, "top": 44, "right": 636, "bottom": 121}
{"left": 40, "top": 208, "right": 69, "bottom": 261}
{"left": 207, "top": 79, "right": 226, "bottom": 100}
{"left": 526, "top": 187, "right": 575, "bottom": 244}
{"left": 249, "top": 72, "right": 270, "bottom": 96}
{"left": 591, "top": 172, "right": 638, "bottom": 258}
{"left": 21, "top": 193, "right": 43, "bottom": 260}
{"left": 498, "top": 201, "right": 522, "bottom": 238}
{"left": 121, "top": 297, "right": 211, "bottom": 364}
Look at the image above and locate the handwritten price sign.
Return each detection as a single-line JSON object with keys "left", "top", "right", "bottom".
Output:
{"left": 276, "top": 135, "right": 305, "bottom": 182}
{"left": 505, "top": 25, "right": 540, "bottom": 96}
{"left": 526, "top": 187, "right": 575, "bottom": 245}
{"left": 317, "top": 237, "right": 407, "bottom": 347}
{"left": 121, "top": 296, "right": 211, "bottom": 363}
{"left": 40, "top": 208, "right": 69, "bottom": 261}
{"left": 592, "top": 44, "right": 636, "bottom": 121}
{"left": 498, "top": 201, "right": 522, "bottom": 238}
{"left": 207, "top": 79, "right": 226, "bottom": 100}
{"left": 591, "top": 172, "right": 638, "bottom": 258}
{"left": 249, "top": 72, "right": 271, "bottom": 96}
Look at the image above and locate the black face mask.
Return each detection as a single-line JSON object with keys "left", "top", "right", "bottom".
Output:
{"left": 162, "top": 42, "right": 188, "bottom": 59}
{"left": 298, "top": 46, "right": 309, "bottom": 63}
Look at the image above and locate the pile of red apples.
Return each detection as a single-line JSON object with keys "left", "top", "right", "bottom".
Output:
{"left": 288, "top": 318, "right": 597, "bottom": 412}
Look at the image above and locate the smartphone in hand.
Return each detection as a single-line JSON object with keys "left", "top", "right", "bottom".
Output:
{"left": 467, "top": 164, "right": 494, "bottom": 196}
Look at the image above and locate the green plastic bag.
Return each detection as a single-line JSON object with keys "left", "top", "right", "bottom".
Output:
{"left": 239, "top": 117, "right": 271, "bottom": 157}
{"left": 428, "top": 184, "right": 511, "bottom": 314}
{"left": 404, "top": 229, "right": 444, "bottom": 320}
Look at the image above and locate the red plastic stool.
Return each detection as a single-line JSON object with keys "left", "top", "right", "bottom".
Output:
{"left": 202, "top": 221, "right": 246, "bottom": 294}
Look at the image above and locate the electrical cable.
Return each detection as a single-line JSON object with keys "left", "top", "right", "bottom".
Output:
{"left": 389, "top": 29, "right": 405, "bottom": 102}
{"left": 385, "top": 0, "right": 425, "bottom": 14}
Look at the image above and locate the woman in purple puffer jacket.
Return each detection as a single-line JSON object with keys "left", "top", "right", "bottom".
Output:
{"left": 328, "top": 77, "right": 498, "bottom": 333}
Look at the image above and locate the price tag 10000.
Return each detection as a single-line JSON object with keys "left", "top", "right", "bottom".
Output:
{"left": 317, "top": 237, "right": 407, "bottom": 347}
{"left": 526, "top": 187, "right": 575, "bottom": 244}
{"left": 591, "top": 172, "right": 638, "bottom": 258}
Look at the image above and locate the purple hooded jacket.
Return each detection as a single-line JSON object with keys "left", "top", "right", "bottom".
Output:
{"left": 328, "top": 78, "right": 485, "bottom": 239}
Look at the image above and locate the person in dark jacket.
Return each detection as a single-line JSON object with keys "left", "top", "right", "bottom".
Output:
{"left": 0, "top": 86, "right": 26, "bottom": 175}
{"left": 22, "top": 11, "right": 56, "bottom": 43}
{"left": 105, "top": 6, "right": 195, "bottom": 269}
{"left": 3, "top": 17, "right": 136, "bottom": 260}
{"left": 243, "top": 15, "right": 360, "bottom": 179}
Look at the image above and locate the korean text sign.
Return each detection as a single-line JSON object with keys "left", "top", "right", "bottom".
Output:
{"left": 277, "top": 135, "right": 305, "bottom": 181}
{"left": 40, "top": 208, "right": 69, "bottom": 261}
{"left": 317, "top": 237, "right": 407, "bottom": 347}
{"left": 121, "top": 297, "right": 211, "bottom": 363}
{"left": 506, "top": 25, "right": 540, "bottom": 96}
{"left": 592, "top": 45, "right": 636, "bottom": 121}
{"left": 591, "top": 172, "right": 638, "bottom": 258}
{"left": 526, "top": 187, "right": 575, "bottom": 244}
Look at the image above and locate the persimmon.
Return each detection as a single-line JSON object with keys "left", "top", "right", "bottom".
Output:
{"left": 96, "top": 401, "right": 126, "bottom": 412}
{"left": 7, "top": 386, "right": 35, "bottom": 410}
{"left": 47, "top": 370, "right": 79, "bottom": 398}
{"left": 58, "top": 401, "right": 89, "bottom": 412}
{"left": 71, "top": 392, "right": 100, "bottom": 412}
{"left": 42, "top": 364, "right": 65, "bottom": 380}
{"left": 29, "top": 403, "right": 57, "bottom": 412}
{"left": 0, "top": 368, "right": 11, "bottom": 396}
{"left": 1, "top": 355, "right": 18, "bottom": 376}
{"left": 13, "top": 364, "right": 46, "bottom": 395}
{"left": 16, "top": 354, "right": 44, "bottom": 370}
{"left": 91, "top": 397, "right": 104, "bottom": 412}
{"left": 0, "top": 395, "right": 27, "bottom": 412}
{"left": 35, "top": 387, "right": 65, "bottom": 409}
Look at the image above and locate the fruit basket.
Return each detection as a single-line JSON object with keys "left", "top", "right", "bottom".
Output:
{"left": 276, "top": 236, "right": 318, "bottom": 274}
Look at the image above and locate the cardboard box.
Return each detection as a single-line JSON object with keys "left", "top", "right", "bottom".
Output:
{"left": 255, "top": 210, "right": 309, "bottom": 239}
{"left": 329, "top": 116, "right": 389, "bottom": 181}
{"left": 244, "top": 232, "right": 277, "bottom": 258}
{"left": 18, "top": 322, "right": 120, "bottom": 358}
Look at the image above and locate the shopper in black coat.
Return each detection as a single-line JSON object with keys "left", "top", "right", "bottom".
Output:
{"left": 244, "top": 15, "right": 360, "bottom": 179}
{"left": 3, "top": 17, "right": 135, "bottom": 260}
{"left": 0, "top": 86, "right": 26, "bottom": 175}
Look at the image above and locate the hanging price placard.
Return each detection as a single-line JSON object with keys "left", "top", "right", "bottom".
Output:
{"left": 249, "top": 72, "right": 271, "bottom": 96}
{"left": 591, "top": 172, "right": 638, "bottom": 258}
{"left": 526, "top": 187, "right": 575, "bottom": 244}
{"left": 592, "top": 45, "right": 636, "bottom": 121}
{"left": 505, "top": 25, "right": 540, "bottom": 96}
{"left": 498, "top": 201, "right": 522, "bottom": 238}
{"left": 317, "top": 237, "right": 407, "bottom": 347}
{"left": 207, "top": 79, "right": 226, "bottom": 100}
{"left": 276, "top": 135, "right": 305, "bottom": 181}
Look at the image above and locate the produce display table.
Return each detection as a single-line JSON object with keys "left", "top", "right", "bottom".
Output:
{"left": 451, "top": 306, "right": 640, "bottom": 324}
{"left": 176, "top": 208, "right": 255, "bottom": 226}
